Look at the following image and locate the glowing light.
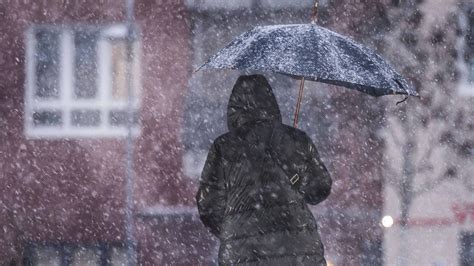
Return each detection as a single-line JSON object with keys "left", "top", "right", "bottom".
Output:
{"left": 382, "top": 215, "right": 394, "bottom": 228}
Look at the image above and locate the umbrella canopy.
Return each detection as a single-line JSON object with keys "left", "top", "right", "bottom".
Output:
{"left": 197, "top": 24, "right": 418, "bottom": 97}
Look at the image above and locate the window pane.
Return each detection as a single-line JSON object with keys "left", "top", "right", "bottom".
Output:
{"left": 470, "top": 59, "right": 474, "bottom": 83}
{"left": 74, "top": 30, "right": 99, "bottom": 99}
{"left": 467, "top": 10, "right": 474, "bottom": 49}
{"left": 71, "top": 109, "right": 100, "bottom": 127}
{"left": 461, "top": 233, "right": 474, "bottom": 266}
{"left": 109, "top": 247, "right": 128, "bottom": 266}
{"left": 111, "top": 41, "right": 127, "bottom": 99}
{"left": 33, "top": 110, "right": 62, "bottom": 126}
{"left": 467, "top": 10, "right": 474, "bottom": 83}
{"left": 110, "top": 40, "right": 139, "bottom": 100}
{"left": 71, "top": 247, "right": 101, "bottom": 266}
{"left": 35, "top": 30, "right": 60, "bottom": 98}
{"left": 109, "top": 110, "right": 139, "bottom": 126}
{"left": 34, "top": 247, "right": 61, "bottom": 266}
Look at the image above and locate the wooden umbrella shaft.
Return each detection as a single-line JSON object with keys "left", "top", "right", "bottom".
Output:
{"left": 293, "top": 77, "right": 305, "bottom": 128}
{"left": 311, "top": 0, "right": 319, "bottom": 24}
{"left": 293, "top": 0, "right": 315, "bottom": 128}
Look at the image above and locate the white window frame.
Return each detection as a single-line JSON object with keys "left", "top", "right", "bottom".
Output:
{"left": 26, "top": 243, "right": 128, "bottom": 265}
{"left": 25, "top": 24, "right": 141, "bottom": 138}
{"left": 457, "top": 7, "right": 474, "bottom": 96}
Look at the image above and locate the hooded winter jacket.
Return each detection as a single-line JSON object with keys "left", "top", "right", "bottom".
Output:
{"left": 196, "top": 75, "right": 332, "bottom": 265}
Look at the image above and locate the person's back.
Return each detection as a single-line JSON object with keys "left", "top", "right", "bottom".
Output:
{"left": 196, "top": 75, "right": 332, "bottom": 265}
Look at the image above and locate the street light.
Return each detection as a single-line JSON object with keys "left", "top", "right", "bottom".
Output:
{"left": 382, "top": 215, "right": 394, "bottom": 228}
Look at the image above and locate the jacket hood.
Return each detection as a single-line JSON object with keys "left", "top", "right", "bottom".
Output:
{"left": 227, "top": 75, "right": 282, "bottom": 132}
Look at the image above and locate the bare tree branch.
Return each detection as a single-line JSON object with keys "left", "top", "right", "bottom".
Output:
{"left": 413, "top": 171, "right": 450, "bottom": 195}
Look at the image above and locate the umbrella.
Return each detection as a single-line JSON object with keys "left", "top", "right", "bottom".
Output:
{"left": 196, "top": 3, "right": 418, "bottom": 127}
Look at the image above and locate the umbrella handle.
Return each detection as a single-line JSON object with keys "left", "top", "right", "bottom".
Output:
{"left": 293, "top": 77, "right": 305, "bottom": 128}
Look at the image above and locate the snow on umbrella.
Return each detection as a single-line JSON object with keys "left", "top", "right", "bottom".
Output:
{"left": 196, "top": 23, "right": 418, "bottom": 127}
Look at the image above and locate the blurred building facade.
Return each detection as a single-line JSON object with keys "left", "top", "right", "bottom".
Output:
{"left": 0, "top": 0, "right": 214, "bottom": 265}
{"left": 380, "top": 0, "right": 474, "bottom": 265}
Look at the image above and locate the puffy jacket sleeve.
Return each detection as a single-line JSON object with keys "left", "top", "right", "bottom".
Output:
{"left": 298, "top": 136, "right": 332, "bottom": 205}
{"left": 196, "top": 141, "right": 227, "bottom": 237}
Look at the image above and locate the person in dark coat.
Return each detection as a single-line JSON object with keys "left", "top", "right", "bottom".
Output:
{"left": 196, "top": 75, "right": 332, "bottom": 265}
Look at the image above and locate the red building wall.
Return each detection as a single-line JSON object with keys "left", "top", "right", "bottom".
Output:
{"left": 0, "top": 0, "right": 200, "bottom": 264}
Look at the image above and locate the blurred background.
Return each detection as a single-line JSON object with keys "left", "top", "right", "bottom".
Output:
{"left": 0, "top": 0, "right": 472, "bottom": 265}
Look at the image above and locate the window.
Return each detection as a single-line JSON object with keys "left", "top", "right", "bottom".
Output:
{"left": 466, "top": 9, "right": 474, "bottom": 84}
{"left": 458, "top": 7, "right": 474, "bottom": 96}
{"left": 71, "top": 247, "right": 102, "bottom": 266}
{"left": 24, "top": 243, "right": 128, "bottom": 266}
{"left": 360, "top": 239, "right": 382, "bottom": 266}
{"left": 32, "top": 246, "right": 61, "bottom": 266}
{"left": 25, "top": 25, "right": 141, "bottom": 138}
{"left": 460, "top": 232, "right": 474, "bottom": 266}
